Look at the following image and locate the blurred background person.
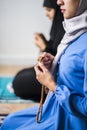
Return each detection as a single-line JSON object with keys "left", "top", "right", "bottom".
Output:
{"left": 12, "top": 0, "right": 64, "bottom": 102}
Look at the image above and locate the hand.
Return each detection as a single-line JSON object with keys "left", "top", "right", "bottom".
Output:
{"left": 34, "top": 63, "right": 56, "bottom": 92}
{"left": 38, "top": 52, "right": 54, "bottom": 70}
{"left": 34, "top": 33, "right": 47, "bottom": 51}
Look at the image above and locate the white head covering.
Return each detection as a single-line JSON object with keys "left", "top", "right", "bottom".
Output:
{"left": 77, "top": 0, "right": 87, "bottom": 15}
{"left": 52, "top": 0, "right": 87, "bottom": 73}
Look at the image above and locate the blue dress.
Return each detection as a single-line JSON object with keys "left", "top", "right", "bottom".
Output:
{"left": 1, "top": 32, "right": 87, "bottom": 130}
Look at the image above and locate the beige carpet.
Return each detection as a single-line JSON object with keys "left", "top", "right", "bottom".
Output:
{"left": 0, "top": 65, "right": 29, "bottom": 76}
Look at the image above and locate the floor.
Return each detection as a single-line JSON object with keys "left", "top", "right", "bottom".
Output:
{"left": 0, "top": 65, "right": 39, "bottom": 115}
{"left": 0, "top": 65, "right": 29, "bottom": 76}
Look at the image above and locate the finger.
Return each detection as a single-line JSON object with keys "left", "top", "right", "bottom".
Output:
{"left": 35, "top": 64, "right": 43, "bottom": 74}
{"left": 34, "top": 64, "right": 38, "bottom": 72}
{"left": 37, "top": 52, "right": 47, "bottom": 62}
{"left": 39, "top": 63, "right": 48, "bottom": 73}
{"left": 34, "top": 35, "right": 39, "bottom": 40}
{"left": 34, "top": 32, "right": 40, "bottom": 36}
{"left": 42, "top": 57, "right": 50, "bottom": 62}
{"left": 37, "top": 56, "right": 44, "bottom": 62}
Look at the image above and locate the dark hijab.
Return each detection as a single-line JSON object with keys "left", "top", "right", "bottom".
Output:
{"left": 43, "top": 0, "right": 65, "bottom": 56}
{"left": 43, "top": 0, "right": 57, "bottom": 9}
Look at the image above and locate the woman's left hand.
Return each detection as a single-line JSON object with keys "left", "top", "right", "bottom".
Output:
{"left": 34, "top": 63, "right": 56, "bottom": 92}
{"left": 38, "top": 52, "right": 54, "bottom": 70}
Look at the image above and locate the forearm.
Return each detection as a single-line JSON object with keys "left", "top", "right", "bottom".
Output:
{"left": 46, "top": 80, "right": 56, "bottom": 92}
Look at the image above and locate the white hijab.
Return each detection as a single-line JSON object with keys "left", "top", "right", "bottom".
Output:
{"left": 51, "top": 0, "right": 87, "bottom": 73}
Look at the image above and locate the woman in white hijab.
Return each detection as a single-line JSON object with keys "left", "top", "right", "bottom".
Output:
{"left": 0, "top": 0, "right": 87, "bottom": 130}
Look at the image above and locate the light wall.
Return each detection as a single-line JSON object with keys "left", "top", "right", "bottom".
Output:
{"left": 0, "top": 0, "right": 51, "bottom": 66}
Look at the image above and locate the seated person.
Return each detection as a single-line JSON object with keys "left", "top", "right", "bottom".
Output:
{"left": 12, "top": 0, "right": 64, "bottom": 102}
{"left": 1, "top": 0, "right": 87, "bottom": 130}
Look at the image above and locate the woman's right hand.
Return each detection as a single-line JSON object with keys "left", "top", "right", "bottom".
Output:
{"left": 34, "top": 33, "right": 47, "bottom": 51}
{"left": 34, "top": 63, "right": 56, "bottom": 92}
{"left": 38, "top": 52, "right": 54, "bottom": 70}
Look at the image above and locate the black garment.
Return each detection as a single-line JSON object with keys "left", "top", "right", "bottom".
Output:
{"left": 13, "top": 67, "right": 41, "bottom": 102}
{"left": 43, "top": 0, "right": 65, "bottom": 56}
{"left": 13, "top": 0, "right": 65, "bottom": 102}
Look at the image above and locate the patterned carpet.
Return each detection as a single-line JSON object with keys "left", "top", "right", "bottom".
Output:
{"left": 0, "top": 75, "right": 38, "bottom": 126}
{"left": 0, "top": 114, "right": 8, "bottom": 126}
{"left": 0, "top": 76, "right": 17, "bottom": 100}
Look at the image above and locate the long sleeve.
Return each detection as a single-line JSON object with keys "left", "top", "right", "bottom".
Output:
{"left": 69, "top": 51, "right": 87, "bottom": 119}
{"left": 54, "top": 51, "right": 87, "bottom": 120}
{"left": 54, "top": 85, "right": 87, "bottom": 120}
